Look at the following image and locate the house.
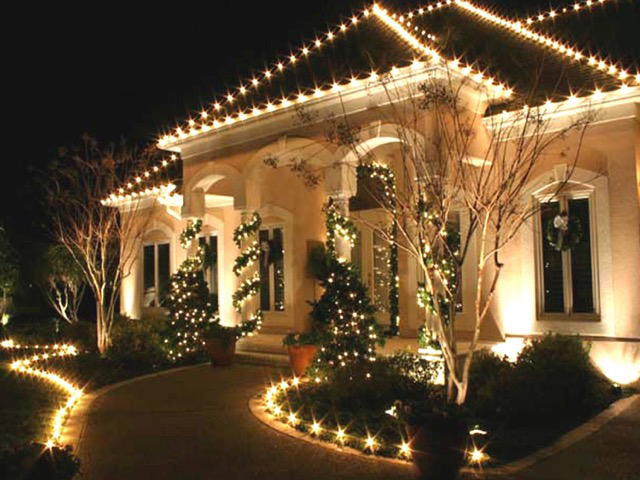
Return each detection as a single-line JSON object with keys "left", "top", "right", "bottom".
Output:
{"left": 109, "top": 1, "right": 640, "bottom": 383}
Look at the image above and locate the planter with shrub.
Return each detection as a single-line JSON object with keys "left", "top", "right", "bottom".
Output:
{"left": 282, "top": 331, "right": 327, "bottom": 377}
{"left": 204, "top": 322, "right": 237, "bottom": 366}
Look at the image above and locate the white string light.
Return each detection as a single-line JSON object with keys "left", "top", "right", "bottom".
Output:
{"left": 1, "top": 339, "right": 82, "bottom": 447}
{"left": 452, "top": 0, "right": 638, "bottom": 86}
{"left": 101, "top": 182, "right": 177, "bottom": 206}
{"left": 157, "top": 0, "right": 636, "bottom": 149}
{"left": 524, "top": 0, "right": 615, "bottom": 24}
{"left": 261, "top": 376, "right": 490, "bottom": 465}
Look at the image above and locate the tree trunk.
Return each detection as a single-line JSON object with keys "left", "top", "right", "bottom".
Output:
{"left": 95, "top": 300, "right": 110, "bottom": 355}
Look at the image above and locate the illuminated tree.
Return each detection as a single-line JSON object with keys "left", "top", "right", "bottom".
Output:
{"left": 327, "top": 74, "right": 593, "bottom": 404}
{"left": 164, "top": 220, "right": 217, "bottom": 361}
{"left": 42, "top": 136, "right": 166, "bottom": 353}
{"left": 312, "top": 200, "right": 383, "bottom": 371}
{"left": 38, "top": 245, "right": 86, "bottom": 324}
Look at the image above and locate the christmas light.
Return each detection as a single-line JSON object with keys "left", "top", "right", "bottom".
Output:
{"left": 523, "top": 0, "right": 614, "bottom": 24}
{"left": 452, "top": 0, "right": 634, "bottom": 86}
{"left": 2, "top": 340, "right": 83, "bottom": 447}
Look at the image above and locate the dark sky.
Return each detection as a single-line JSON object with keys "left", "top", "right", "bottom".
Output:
{"left": 2, "top": 0, "right": 637, "bottom": 237}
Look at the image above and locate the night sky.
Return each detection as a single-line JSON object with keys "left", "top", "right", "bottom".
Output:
{"left": 3, "top": 0, "right": 638, "bottom": 237}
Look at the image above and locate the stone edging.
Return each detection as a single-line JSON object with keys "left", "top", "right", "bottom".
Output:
{"left": 248, "top": 392, "right": 639, "bottom": 475}
{"left": 63, "top": 363, "right": 208, "bottom": 455}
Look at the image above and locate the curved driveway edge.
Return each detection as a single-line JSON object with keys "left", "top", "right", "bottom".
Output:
{"left": 62, "top": 363, "right": 207, "bottom": 454}
{"left": 249, "top": 388, "right": 640, "bottom": 478}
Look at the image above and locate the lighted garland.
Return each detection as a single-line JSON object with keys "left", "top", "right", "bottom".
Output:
{"left": 260, "top": 377, "right": 488, "bottom": 464}
{"left": 416, "top": 205, "right": 462, "bottom": 326}
{"left": 325, "top": 199, "right": 358, "bottom": 256}
{"left": 233, "top": 212, "right": 261, "bottom": 247}
{"left": 232, "top": 242, "right": 261, "bottom": 276}
{"left": 356, "top": 162, "right": 400, "bottom": 336}
{"left": 1, "top": 339, "right": 82, "bottom": 448}
{"left": 180, "top": 219, "right": 203, "bottom": 248}
{"left": 231, "top": 213, "right": 263, "bottom": 338}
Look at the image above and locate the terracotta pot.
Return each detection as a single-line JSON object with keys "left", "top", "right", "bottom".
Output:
{"left": 287, "top": 345, "right": 317, "bottom": 377}
{"left": 408, "top": 417, "right": 468, "bottom": 480}
{"left": 205, "top": 336, "right": 236, "bottom": 366}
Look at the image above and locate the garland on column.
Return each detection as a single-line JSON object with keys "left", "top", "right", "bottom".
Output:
{"left": 165, "top": 219, "right": 218, "bottom": 361}
{"left": 231, "top": 212, "right": 263, "bottom": 338}
{"left": 416, "top": 204, "right": 461, "bottom": 326}
{"left": 325, "top": 199, "right": 357, "bottom": 256}
{"left": 356, "top": 162, "right": 400, "bottom": 336}
{"left": 313, "top": 199, "right": 383, "bottom": 371}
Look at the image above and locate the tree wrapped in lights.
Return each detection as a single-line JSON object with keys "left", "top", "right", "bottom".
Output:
{"left": 164, "top": 220, "right": 217, "bottom": 361}
{"left": 323, "top": 73, "right": 592, "bottom": 404}
{"left": 231, "top": 212, "right": 263, "bottom": 338}
{"left": 312, "top": 199, "right": 383, "bottom": 370}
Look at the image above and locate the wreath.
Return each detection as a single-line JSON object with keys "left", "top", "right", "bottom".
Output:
{"left": 546, "top": 212, "right": 583, "bottom": 251}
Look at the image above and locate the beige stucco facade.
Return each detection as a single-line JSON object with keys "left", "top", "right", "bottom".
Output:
{"left": 119, "top": 69, "right": 640, "bottom": 383}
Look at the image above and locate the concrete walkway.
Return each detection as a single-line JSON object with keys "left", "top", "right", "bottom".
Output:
{"left": 76, "top": 364, "right": 640, "bottom": 480}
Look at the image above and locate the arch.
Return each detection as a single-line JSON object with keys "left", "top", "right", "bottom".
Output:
{"left": 242, "top": 135, "right": 335, "bottom": 180}
{"left": 184, "top": 162, "right": 246, "bottom": 210}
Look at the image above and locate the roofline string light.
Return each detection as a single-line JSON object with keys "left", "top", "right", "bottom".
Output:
{"left": 524, "top": 0, "right": 615, "bottom": 25}
{"left": 101, "top": 153, "right": 180, "bottom": 204}
{"left": 453, "top": 0, "right": 639, "bottom": 86}
{"left": 101, "top": 182, "right": 177, "bottom": 206}
{"left": 1, "top": 339, "right": 82, "bottom": 448}
{"left": 157, "top": 2, "right": 512, "bottom": 150}
{"left": 372, "top": 4, "right": 513, "bottom": 96}
{"left": 158, "top": 7, "right": 371, "bottom": 148}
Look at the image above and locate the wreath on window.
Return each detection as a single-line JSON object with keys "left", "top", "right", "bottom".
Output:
{"left": 546, "top": 212, "right": 583, "bottom": 251}
{"left": 260, "top": 236, "right": 283, "bottom": 267}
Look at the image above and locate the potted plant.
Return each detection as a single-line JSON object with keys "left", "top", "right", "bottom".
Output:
{"left": 396, "top": 397, "right": 469, "bottom": 480}
{"left": 283, "top": 330, "right": 325, "bottom": 377}
{"left": 203, "top": 322, "right": 238, "bottom": 366}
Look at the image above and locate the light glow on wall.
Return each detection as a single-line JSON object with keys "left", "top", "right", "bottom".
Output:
{"left": 591, "top": 342, "right": 640, "bottom": 385}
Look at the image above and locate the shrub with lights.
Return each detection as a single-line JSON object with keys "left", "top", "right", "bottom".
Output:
{"left": 311, "top": 199, "right": 384, "bottom": 373}
{"left": 164, "top": 220, "right": 219, "bottom": 361}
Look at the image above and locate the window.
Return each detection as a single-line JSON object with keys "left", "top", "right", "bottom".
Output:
{"left": 198, "top": 234, "right": 219, "bottom": 310}
{"left": 537, "top": 194, "right": 596, "bottom": 316}
{"left": 259, "top": 226, "right": 285, "bottom": 311}
{"left": 143, "top": 242, "right": 170, "bottom": 307}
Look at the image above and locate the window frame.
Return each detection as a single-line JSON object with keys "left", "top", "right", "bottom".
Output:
{"left": 534, "top": 191, "right": 600, "bottom": 321}
{"left": 142, "top": 240, "right": 171, "bottom": 308}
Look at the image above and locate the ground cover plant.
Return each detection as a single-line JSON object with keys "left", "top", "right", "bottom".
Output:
{"left": 268, "top": 334, "right": 625, "bottom": 465}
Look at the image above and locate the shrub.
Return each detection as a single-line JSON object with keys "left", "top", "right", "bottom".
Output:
{"left": 60, "top": 320, "right": 96, "bottom": 352}
{"left": 500, "top": 334, "right": 616, "bottom": 426}
{"left": 0, "top": 443, "right": 80, "bottom": 480}
{"left": 106, "top": 315, "right": 168, "bottom": 368}
{"left": 467, "top": 349, "right": 513, "bottom": 418}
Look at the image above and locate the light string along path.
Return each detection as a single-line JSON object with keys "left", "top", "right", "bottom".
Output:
{"left": 261, "top": 376, "right": 489, "bottom": 464}
{"left": 1, "top": 339, "right": 83, "bottom": 449}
